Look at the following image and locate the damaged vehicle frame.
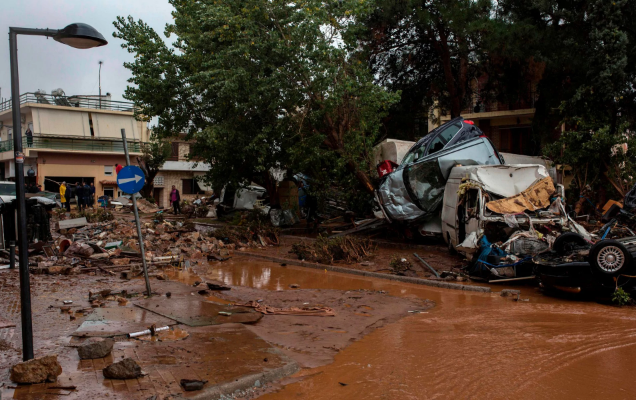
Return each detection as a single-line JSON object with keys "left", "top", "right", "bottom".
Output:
{"left": 376, "top": 117, "right": 505, "bottom": 235}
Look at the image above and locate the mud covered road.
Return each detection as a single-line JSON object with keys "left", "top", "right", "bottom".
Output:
{"left": 196, "top": 257, "right": 636, "bottom": 400}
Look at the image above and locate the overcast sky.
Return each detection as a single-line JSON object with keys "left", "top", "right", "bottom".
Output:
{"left": 0, "top": 0, "right": 175, "bottom": 103}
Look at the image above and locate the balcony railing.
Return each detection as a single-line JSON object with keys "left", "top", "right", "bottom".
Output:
{"left": 0, "top": 136, "right": 146, "bottom": 154}
{"left": 0, "top": 93, "right": 135, "bottom": 113}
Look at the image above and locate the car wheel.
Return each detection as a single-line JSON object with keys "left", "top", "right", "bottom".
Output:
{"left": 553, "top": 232, "right": 588, "bottom": 255}
{"left": 589, "top": 240, "right": 633, "bottom": 276}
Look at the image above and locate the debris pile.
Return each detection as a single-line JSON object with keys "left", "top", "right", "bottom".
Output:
{"left": 290, "top": 235, "right": 374, "bottom": 264}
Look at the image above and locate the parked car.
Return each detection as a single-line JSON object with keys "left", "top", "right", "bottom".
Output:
{"left": 0, "top": 181, "right": 16, "bottom": 203}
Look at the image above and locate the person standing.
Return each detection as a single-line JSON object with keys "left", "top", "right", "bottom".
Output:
{"left": 83, "top": 182, "right": 91, "bottom": 209}
{"left": 67, "top": 183, "right": 76, "bottom": 210}
{"left": 89, "top": 182, "right": 96, "bottom": 207}
{"left": 25, "top": 127, "right": 33, "bottom": 148}
{"left": 75, "top": 182, "right": 84, "bottom": 211}
{"left": 115, "top": 163, "right": 124, "bottom": 174}
{"left": 170, "top": 185, "right": 181, "bottom": 214}
{"left": 60, "top": 182, "right": 70, "bottom": 212}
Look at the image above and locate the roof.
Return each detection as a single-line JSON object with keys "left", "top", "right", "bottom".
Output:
{"left": 448, "top": 164, "right": 550, "bottom": 198}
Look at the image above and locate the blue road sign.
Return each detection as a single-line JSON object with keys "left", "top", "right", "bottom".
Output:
{"left": 117, "top": 165, "right": 146, "bottom": 194}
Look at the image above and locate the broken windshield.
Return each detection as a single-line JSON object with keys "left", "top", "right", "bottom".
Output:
{"left": 404, "top": 159, "right": 446, "bottom": 212}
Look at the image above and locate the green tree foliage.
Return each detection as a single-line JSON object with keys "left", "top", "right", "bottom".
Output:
{"left": 361, "top": 0, "right": 496, "bottom": 139}
{"left": 114, "top": 0, "right": 399, "bottom": 206}
{"left": 136, "top": 134, "right": 171, "bottom": 198}
{"left": 503, "top": 0, "right": 636, "bottom": 195}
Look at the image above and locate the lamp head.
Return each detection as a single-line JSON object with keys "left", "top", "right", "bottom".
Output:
{"left": 54, "top": 23, "right": 107, "bottom": 49}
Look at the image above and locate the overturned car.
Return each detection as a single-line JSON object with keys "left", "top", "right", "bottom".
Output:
{"left": 376, "top": 117, "right": 504, "bottom": 235}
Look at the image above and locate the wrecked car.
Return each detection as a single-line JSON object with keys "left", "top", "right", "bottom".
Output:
{"left": 376, "top": 117, "right": 504, "bottom": 231}
{"left": 441, "top": 164, "right": 592, "bottom": 281}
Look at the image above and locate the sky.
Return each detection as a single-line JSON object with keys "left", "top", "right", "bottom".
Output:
{"left": 0, "top": 0, "right": 175, "bottom": 104}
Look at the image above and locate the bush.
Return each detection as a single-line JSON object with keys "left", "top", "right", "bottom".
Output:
{"left": 612, "top": 287, "right": 632, "bottom": 306}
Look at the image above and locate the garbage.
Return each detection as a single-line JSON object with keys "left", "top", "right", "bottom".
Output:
{"left": 237, "top": 300, "right": 336, "bottom": 316}
{"left": 128, "top": 325, "right": 170, "bottom": 338}
{"left": 10, "top": 355, "right": 63, "bottom": 384}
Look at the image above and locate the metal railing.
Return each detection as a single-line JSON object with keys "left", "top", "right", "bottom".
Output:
{"left": 0, "top": 136, "right": 145, "bottom": 154}
{"left": 0, "top": 93, "right": 135, "bottom": 113}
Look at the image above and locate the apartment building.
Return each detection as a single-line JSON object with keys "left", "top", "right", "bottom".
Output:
{"left": 0, "top": 91, "right": 212, "bottom": 204}
{"left": 152, "top": 139, "right": 213, "bottom": 208}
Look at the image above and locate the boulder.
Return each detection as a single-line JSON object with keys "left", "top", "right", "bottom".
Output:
{"left": 10, "top": 355, "right": 62, "bottom": 384}
{"left": 77, "top": 339, "right": 114, "bottom": 360}
{"left": 103, "top": 358, "right": 142, "bottom": 379}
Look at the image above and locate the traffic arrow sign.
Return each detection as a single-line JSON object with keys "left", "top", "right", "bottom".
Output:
{"left": 117, "top": 165, "right": 146, "bottom": 194}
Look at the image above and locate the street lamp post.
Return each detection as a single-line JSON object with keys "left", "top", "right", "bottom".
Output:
{"left": 9, "top": 23, "right": 107, "bottom": 361}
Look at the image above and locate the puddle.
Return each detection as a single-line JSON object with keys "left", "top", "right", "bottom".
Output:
{"left": 136, "top": 326, "right": 189, "bottom": 342}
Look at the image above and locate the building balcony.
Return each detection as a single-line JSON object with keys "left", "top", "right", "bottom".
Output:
{"left": 0, "top": 93, "right": 134, "bottom": 113}
{"left": 0, "top": 136, "right": 146, "bottom": 156}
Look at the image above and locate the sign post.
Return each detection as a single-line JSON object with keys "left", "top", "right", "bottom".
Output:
{"left": 119, "top": 129, "right": 152, "bottom": 297}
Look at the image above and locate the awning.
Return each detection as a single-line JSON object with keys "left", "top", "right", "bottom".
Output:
{"left": 100, "top": 180, "right": 118, "bottom": 186}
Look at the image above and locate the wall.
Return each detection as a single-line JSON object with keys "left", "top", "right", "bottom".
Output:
{"left": 36, "top": 152, "right": 129, "bottom": 197}
{"left": 32, "top": 108, "right": 89, "bottom": 136}
{"left": 92, "top": 113, "right": 141, "bottom": 140}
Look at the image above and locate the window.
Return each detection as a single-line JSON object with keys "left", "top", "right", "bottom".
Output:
{"left": 154, "top": 176, "right": 164, "bottom": 186}
{"left": 426, "top": 123, "right": 462, "bottom": 156}
{"left": 405, "top": 160, "right": 445, "bottom": 212}
{"left": 104, "top": 188, "right": 114, "bottom": 198}
{"left": 104, "top": 165, "right": 113, "bottom": 176}
{"left": 169, "top": 142, "right": 179, "bottom": 161}
{"left": 182, "top": 178, "right": 203, "bottom": 195}
{"left": 0, "top": 183, "right": 16, "bottom": 196}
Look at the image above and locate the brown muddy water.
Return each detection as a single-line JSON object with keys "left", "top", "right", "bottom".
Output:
{"left": 187, "top": 257, "right": 636, "bottom": 399}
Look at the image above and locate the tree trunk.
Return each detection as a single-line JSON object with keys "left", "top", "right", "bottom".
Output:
{"left": 346, "top": 160, "right": 375, "bottom": 194}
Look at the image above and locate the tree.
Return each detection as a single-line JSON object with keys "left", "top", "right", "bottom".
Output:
{"left": 114, "top": 0, "right": 398, "bottom": 206}
{"left": 136, "top": 134, "right": 171, "bottom": 198}
{"left": 362, "top": 0, "right": 496, "bottom": 133}
{"left": 501, "top": 0, "right": 636, "bottom": 196}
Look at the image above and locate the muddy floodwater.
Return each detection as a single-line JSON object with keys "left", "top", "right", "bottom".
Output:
{"left": 189, "top": 257, "right": 636, "bottom": 399}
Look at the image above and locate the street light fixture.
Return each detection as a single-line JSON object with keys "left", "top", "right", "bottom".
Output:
{"left": 9, "top": 23, "right": 107, "bottom": 361}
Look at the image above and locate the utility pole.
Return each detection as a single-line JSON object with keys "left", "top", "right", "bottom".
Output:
{"left": 98, "top": 61, "right": 103, "bottom": 109}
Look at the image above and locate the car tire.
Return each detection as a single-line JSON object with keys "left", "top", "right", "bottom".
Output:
{"left": 589, "top": 240, "right": 633, "bottom": 276}
{"left": 553, "top": 232, "right": 588, "bottom": 255}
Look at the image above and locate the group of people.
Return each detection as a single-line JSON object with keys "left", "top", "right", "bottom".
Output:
{"left": 59, "top": 181, "right": 96, "bottom": 212}
{"left": 25, "top": 182, "right": 42, "bottom": 193}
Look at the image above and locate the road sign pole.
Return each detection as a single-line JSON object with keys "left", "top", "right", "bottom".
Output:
{"left": 120, "top": 129, "right": 152, "bottom": 297}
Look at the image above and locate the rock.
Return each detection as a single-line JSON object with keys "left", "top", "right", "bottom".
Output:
{"left": 78, "top": 339, "right": 114, "bottom": 360}
{"left": 103, "top": 358, "right": 142, "bottom": 379}
{"left": 10, "top": 355, "right": 63, "bottom": 384}
{"left": 501, "top": 289, "right": 521, "bottom": 297}
{"left": 254, "top": 380, "right": 262, "bottom": 388}
{"left": 180, "top": 379, "right": 208, "bottom": 391}
{"left": 219, "top": 249, "right": 230, "bottom": 257}
{"left": 290, "top": 284, "right": 300, "bottom": 289}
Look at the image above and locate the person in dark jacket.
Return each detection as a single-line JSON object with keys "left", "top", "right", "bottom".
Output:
{"left": 89, "top": 182, "right": 96, "bottom": 207}
{"left": 75, "top": 182, "right": 84, "bottom": 211}
{"left": 83, "top": 182, "right": 91, "bottom": 209}
{"left": 67, "top": 183, "right": 76, "bottom": 210}
{"left": 25, "top": 127, "right": 33, "bottom": 148}
{"left": 170, "top": 185, "right": 181, "bottom": 214}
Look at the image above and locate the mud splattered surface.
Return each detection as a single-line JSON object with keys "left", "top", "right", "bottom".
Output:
{"left": 212, "top": 286, "right": 432, "bottom": 368}
{"left": 197, "top": 257, "right": 636, "bottom": 400}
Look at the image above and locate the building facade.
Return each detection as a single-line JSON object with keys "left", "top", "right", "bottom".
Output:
{"left": 0, "top": 92, "right": 148, "bottom": 199}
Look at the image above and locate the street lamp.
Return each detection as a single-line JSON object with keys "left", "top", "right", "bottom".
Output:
{"left": 9, "top": 23, "right": 107, "bottom": 361}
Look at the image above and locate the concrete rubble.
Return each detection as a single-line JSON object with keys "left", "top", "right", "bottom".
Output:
{"left": 9, "top": 355, "right": 63, "bottom": 384}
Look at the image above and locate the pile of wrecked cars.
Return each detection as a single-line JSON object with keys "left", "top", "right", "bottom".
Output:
{"left": 375, "top": 117, "right": 636, "bottom": 297}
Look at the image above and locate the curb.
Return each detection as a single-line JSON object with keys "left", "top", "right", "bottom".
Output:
{"left": 238, "top": 252, "right": 491, "bottom": 293}
{"left": 190, "top": 349, "right": 300, "bottom": 400}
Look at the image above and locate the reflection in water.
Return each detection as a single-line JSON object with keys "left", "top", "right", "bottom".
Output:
{"left": 197, "top": 257, "right": 636, "bottom": 400}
